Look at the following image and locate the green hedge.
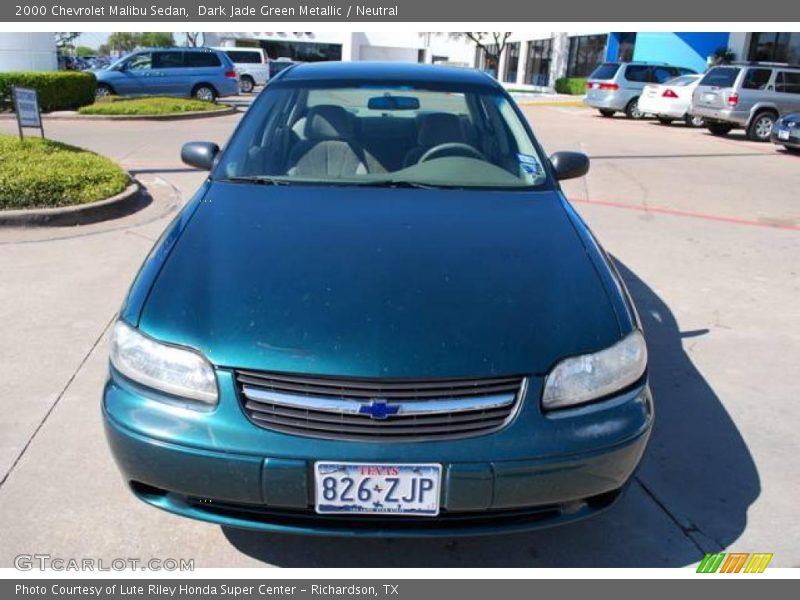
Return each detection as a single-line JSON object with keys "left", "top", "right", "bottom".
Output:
{"left": 0, "top": 135, "right": 129, "bottom": 210}
{"left": 555, "top": 77, "right": 588, "bottom": 95}
{"left": 0, "top": 72, "right": 96, "bottom": 112}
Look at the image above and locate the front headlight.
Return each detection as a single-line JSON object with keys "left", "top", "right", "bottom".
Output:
{"left": 109, "top": 320, "right": 218, "bottom": 406}
{"left": 542, "top": 331, "right": 647, "bottom": 410}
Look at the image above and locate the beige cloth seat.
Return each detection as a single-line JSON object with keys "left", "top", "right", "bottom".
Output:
{"left": 287, "top": 105, "right": 383, "bottom": 178}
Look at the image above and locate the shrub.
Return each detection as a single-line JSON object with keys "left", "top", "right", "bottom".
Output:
{"left": 0, "top": 134, "right": 129, "bottom": 210}
{"left": 0, "top": 71, "right": 96, "bottom": 112}
{"left": 78, "top": 96, "right": 224, "bottom": 116}
{"left": 555, "top": 77, "right": 588, "bottom": 95}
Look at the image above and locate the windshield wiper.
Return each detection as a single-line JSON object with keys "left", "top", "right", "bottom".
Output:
{"left": 219, "top": 177, "right": 457, "bottom": 189}
{"left": 218, "top": 176, "right": 292, "bottom": 186}
{"left": 354, "top": 180, "right": 447, "bottom": 190}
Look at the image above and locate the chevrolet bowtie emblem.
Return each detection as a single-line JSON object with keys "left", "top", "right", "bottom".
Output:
{"left": 358, "top": 399, "right": 400, "bottom": 420}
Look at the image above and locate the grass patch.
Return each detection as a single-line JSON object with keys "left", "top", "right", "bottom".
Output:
{"left": 78, "top": 96, "right": 226, "bottom": 116}
{"left": 0, "top": 134, "right": 130, "bottom": 210}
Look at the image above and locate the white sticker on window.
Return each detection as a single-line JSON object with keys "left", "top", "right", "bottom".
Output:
{"left": 517, "top": 153, "right": 541, "bottom": 175}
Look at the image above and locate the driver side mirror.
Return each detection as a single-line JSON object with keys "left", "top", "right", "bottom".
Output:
{"left": 181, "top": 141, "right": 220, "bottom": 171}
{"left": 550, "top": 151, "right": 590, "bottom": 181}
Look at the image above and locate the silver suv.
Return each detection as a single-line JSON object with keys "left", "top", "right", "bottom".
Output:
{"left": 691, "top": 63, "right": 800, "bottom": 141}
{"left": 214, "top": 47, "right": 269, "bottom": 94}
{"left": 584, "top": 62, "right": 696, "bottom": 119}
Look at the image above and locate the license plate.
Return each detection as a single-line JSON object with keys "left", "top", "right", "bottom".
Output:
{"left": 703, "top": 92, "right": 716, "bottom": 103}
{"left": 314, "top": 462, "right": 441, "bottom": 516}
{"left": 778, "top": 130, "right": 790, "bottom": 140}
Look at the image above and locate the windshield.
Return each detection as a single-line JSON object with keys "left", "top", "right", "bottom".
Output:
{"left": 663, "top": 75, "right": 700, "bottom": 86}
{"left": 215, "top": 83, "right": 548, "bottom": 189}
{"left": 699, "top": 67, "right": 741, "bottom": 88}
{"left": 589, "top": 63, "right": 621, "bottom": 80}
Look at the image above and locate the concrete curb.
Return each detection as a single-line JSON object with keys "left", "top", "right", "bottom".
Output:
{"left": 0, "top": 181, "right": 142, "bottom": 227}
{"left": 0, "top": 105, "right": 238, "bottom": 122}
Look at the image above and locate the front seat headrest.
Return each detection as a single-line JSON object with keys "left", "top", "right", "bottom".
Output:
{"left": 305, "top": 105, "right": 354, "bottom": 141}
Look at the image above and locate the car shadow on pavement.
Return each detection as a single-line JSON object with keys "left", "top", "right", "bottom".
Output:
{"left": 221, "top": 261, "right": 759, "bottom": 567}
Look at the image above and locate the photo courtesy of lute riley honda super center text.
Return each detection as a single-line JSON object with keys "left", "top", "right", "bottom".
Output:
{"left": 44, "top": 4, "right": 400, "bottom": 17}
{"left": 15, "top": 584, "right": 354, "bottom": 597}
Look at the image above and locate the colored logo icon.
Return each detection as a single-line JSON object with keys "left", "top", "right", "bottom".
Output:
{"left": 697, "top": 552, "right": 773, "bottom": 573}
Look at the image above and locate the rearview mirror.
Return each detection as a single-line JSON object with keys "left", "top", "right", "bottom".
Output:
{"left": 367, "top": 95, "right": 421, "bottom": 111}
{"left": 550, "top": 151, "right": 590, "bottom": 180}
{"left": 181, "top": 141, "right": 220, "bottom": 171}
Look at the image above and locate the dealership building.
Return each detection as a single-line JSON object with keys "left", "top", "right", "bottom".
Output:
{"left": 0, "top": 33, "right": 57, "bottom": 71}
{"left": 207, "top": 31, "right": 800, "bottom": 91}
{"left": 2, "top": 31, "right": 798, "bottom": 92}
{"left": 469, "top": 31, "right": 799, "bottom": 89}
{"left": 203, "top": 32, "right": 476, "bottom": 66}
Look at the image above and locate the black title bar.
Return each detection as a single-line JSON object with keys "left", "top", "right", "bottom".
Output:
{"left": 4, "top": 0, "right": 800, "bottom": 22}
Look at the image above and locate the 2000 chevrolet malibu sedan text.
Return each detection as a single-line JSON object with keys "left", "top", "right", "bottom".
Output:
{"left": 103, "top": 62, "right": 653, "bottom": 536}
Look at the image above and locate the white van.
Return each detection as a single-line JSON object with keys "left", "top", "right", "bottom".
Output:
{"left": 213, "top": 47, "right": 269, "bottom": 93}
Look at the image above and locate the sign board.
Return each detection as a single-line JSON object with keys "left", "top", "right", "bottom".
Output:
{"left": 12, "top": 86, "right": 44, "bottom": 139}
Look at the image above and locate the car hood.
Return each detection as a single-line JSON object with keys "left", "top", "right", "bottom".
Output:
{"left": 137, "top": 182, "right": 621, "bottom": 378}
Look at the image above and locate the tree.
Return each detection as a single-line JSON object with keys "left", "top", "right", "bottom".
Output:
{"left": 138, "top": 32, "right": 176, "bottom": 48}
{"left": 97, "top": 43, "right": 111, "bottom": 57}
{"left": 710, "top": 47, "right": 736, "bottom": 66}
{"left": 183, "top": 33, "right": 205, "bottom": 47}
{"left": 54, "top": 33, "right": 79, "bottom": 50}
{"left": 75, "top": 45, "right": 96, "bottom": 57}
{"left": 107, "top": 32, "right": 140, "bottom": 54}
{"left": 452, "top": 32, "right": 512, "bottom": 75}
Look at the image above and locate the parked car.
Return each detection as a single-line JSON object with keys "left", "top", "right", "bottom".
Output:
{"left": 771, "top": 112, "right": 800, "bottom": 153}
{"left": 104, "top": 62, "right": 653, "bottom": 536}
{"left": 83, "top": 55, "right": 111, "bottom": 70}
{"left": 213, "top": 47, "right": 269, "bottom": 93}
{"left": 93, "top": 47, "right": 239, "bottom": 100}
{"left": 638, "top": 74, "right": 705, "bottom": 126}
{"left": 584, "top": 61, "right": 697, "bottom": 119}
{"left": 59, "top": 55, "right": 91, "bottom": 71}
{"left": 690, "top": 62, "right": 800, "bottom": 141}
{"left": 268, "top": 58, "right": 297, "bottom": 79}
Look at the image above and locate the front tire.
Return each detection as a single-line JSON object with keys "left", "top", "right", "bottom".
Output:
{"left": 95, "top": 83, "right": 113, "bottom": 98}
{"left": 240, "top": 76, "right": 255, "bottom": 94}
{"left": 624, "top": 97, "right": 644, "bottom": 120}
{"left": 192, "top": 84, "right": 217, "bottom": 102}
{"left": 706, "top": 122, "right": 733, "bottom": 136}
{"left": 747, "top": 111, "right": 778, "bottom": 142}
{"left": 599, "top": 109, "right": 615, "bottom": 118}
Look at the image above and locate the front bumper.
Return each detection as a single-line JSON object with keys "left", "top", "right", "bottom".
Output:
{"left": 103, "top": 369, "right": 653, "bottom": 536}
{"left": 771, "top": 125, "right": 800, "bottom": 148}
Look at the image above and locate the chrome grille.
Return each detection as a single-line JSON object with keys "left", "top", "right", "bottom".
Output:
{"left": 235, "top": 370, "right": 526, "bottom": 441}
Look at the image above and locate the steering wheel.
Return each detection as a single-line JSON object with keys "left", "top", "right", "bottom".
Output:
{"left": 418, "top": 142, "right": 486, "bottom": 164}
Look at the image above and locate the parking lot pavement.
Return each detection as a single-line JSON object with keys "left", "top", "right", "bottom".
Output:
{"left": 0, "top": 106, "right": 798, "bottom": 567}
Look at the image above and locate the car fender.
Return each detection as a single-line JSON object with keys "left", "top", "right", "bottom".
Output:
{"left": 119, "top": 182, "right": 211, "bottom": 325}
{"left": 747, "top": 101, "right": 781, "bottom": 125}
